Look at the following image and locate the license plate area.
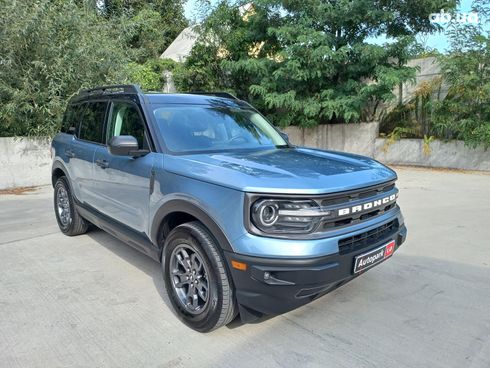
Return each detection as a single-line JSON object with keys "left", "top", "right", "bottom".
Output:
{"left": 353, "top": 240, "right": 395, "bottom": 274}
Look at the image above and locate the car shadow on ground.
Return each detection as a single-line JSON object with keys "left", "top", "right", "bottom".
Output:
{"left": 86, "top": 229, "right": 175, "bottom": 313}
{"left": 86, "top": 227, "right": 259, "bottom": 328}
{"left": 86, "top": 227, "right": 285, "bottom": 329}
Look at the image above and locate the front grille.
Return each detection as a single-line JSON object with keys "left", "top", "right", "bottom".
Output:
{"left": 320, "top": 181, "right": 398, "bottom": 231}
{"left": 338, "top": 219, "right": 399, "bottom": 255}
{"left": 320, "top": 182, "right": 395, "bottom": 207}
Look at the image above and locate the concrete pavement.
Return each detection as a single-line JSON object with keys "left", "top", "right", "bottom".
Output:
{"left": 0, "top": 167, "right": 489, "bottom": 367}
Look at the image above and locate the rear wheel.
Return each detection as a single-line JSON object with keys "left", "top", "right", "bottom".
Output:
{"left": 163, "top": 221, "right": 236, "bottom": 332}
{"left": 54, "top": 176, "right": 88, "bottom": 236}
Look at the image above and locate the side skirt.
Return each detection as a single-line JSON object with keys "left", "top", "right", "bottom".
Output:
{"left": 76, "top": 203, "right": 161, "bottom": 262}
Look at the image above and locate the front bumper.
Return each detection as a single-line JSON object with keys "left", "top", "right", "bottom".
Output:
{"left": 225, "top": 223, "right": 407, "bottom": 323}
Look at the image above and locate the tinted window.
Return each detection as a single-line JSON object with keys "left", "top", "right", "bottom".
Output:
{"left": 152, "top": 105, "right": 287, "bottom": 152}
{"left": 79, "top": 102, "right": 107, "bottom": 143}
{"left": 107, "top": 102, "right": 147, "bottom": 149}
{"left": 61, "top": 104, "right": 83, "bottom": 134}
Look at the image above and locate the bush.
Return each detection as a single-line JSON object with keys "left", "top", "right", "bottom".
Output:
{"left": 126, "top": 58, "right": 178, "bottom": 91}
{"left": 0, "top": 0, "right": 129, "bottom": 137}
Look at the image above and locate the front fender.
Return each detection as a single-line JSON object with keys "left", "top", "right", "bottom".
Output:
{"left": 52, "top": 159, "right": 70, "bottom": 180}
{"left": 150, "top": 195, "right": 236, "bottom": 252}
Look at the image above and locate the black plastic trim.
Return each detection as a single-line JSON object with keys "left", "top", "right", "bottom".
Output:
{"left": 75, "top": 201, "right": 161, "bottom": 262}
{"left": 225, "top": 223, "right": 407, "bottom": 322}
{"left": 79, "top": 84, "right": 143, "bottom": 96}
{"left": 150, "top": 199, "right": 234, "bottom": 253}
{"left": 51, "top": 160, "right": 70, "bottom": 187}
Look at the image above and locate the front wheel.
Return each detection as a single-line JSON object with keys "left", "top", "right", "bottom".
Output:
{"left": 163, "top": 221, "right": 236, "bottom": 332}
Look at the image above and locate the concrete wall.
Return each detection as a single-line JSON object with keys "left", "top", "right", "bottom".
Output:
{"left": 374, "top": 138, "right": 490, "bottom": 171}
{"left": 399, "top": 57, "right": 449, "bottom": 104}
{"left": 283, "top": 122, "right": 490, "bottom": 171}
{"left": 0, "top": 138, "right": 51, "bottom": 190}
{"left": 284, "top": 122, "right": 379, "bottom": 157}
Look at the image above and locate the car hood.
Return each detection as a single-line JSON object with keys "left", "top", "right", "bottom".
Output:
{"left": 164, "top": 148, "right": 397, "bottom": 194}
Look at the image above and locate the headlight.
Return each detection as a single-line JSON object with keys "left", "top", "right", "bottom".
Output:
{"left": 253, "top": 200, "right": 279, "bottom": 227}
{"left": 251, "top": 199, "right": 332, "bottom": 234}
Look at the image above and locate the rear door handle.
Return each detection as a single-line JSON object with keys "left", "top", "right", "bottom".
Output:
{"left": 95, "top": 159, "right": 109, "bottom": 169}
{"left": 65, "top": 149, "right": 75, "bottom": 158}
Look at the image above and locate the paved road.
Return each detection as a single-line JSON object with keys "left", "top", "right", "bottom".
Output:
{"left": 0, "top": 167, "right": 489, "bottom": 368}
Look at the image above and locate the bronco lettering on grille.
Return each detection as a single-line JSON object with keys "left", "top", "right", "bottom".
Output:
{"left": 337, "top": 193, "right": 398, "bottom": 216}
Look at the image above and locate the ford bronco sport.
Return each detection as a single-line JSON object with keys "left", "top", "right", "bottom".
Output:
{"left": 51, "top": 85, "right": 407, "bottom": 332}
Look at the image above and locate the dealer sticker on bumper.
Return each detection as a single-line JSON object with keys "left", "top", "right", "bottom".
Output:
{"left": 353, "top": 240, "right": 396, "bottom": 274}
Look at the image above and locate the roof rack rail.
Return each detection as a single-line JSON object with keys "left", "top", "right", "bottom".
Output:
{"left": 187, "top": 91, "right": 239, "bottom": 100}
{"left": 79, "top": 84, "right": 143, "bottom": 96}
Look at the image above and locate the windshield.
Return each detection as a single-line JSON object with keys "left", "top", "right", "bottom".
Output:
{"left": 152, "top": 105, "right": 287, "bottom": 153}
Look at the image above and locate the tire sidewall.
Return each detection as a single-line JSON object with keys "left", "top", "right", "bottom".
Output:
{"left": 163, "top": 224, "right": 226, "bottom": 332}
{"left": 54, "top": 177, "right": 74, "bottom": 234}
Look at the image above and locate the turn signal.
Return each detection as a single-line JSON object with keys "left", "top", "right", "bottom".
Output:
{"left": 231, "top": 260, "right": 247, "bottom": 271}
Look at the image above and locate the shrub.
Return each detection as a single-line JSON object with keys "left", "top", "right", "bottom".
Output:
{"left": 0, "top": 0, "right": 129, "bottom": 137}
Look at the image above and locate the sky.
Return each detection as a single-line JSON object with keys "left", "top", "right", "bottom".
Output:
{"left": 183, "top": 0, "right": 489, "bottom": 53}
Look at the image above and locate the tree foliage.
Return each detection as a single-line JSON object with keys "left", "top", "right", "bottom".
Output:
{"left": 127, "top": 58, "right": 178, "bottom": 90}
{"left": 432, "top": 0, "right": 490, "bottom": 148}
{"left": 104, "top": 0, "right": 187, "bottom": 63}
{"left": 177, "top": 0, "right": 455, "bottom": 127}
{"left": 0, "top": 0, "right": 186, "bottom": 137}
{"left": 0, "top": 0, "right": 128, "bottom": 136}
{"left": 380, "top": 0, "right": 490, "bottom": 148}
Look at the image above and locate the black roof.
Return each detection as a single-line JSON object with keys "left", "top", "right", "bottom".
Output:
{"left": 70, "top": 84, "right": 250, "bottom": 108}
{"left": 145, "top": 93, "right": 250, "bottom": 107}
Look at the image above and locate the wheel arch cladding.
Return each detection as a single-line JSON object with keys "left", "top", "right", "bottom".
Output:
{"left": 51, "top": 161, "right": 69, "bottom": 187}
{"left": 151, "top": 199, "right": 235, "bottom": 253}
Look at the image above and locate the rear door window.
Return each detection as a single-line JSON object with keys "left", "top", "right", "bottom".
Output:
{"left": 78, "top": 102, "right": 108, "bottom": 144}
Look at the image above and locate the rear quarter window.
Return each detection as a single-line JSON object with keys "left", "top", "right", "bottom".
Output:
{"left": 61, "top": 104, "right": 83, "bottom": 135}
{"left": 78, "top": 102, "right": 108, "bottom": 144}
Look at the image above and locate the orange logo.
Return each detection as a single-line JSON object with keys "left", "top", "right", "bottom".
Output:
{"left": 384, "top": 241, "right": 395, "bottom": 258}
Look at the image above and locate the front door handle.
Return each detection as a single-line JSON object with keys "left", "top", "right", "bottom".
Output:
{"left": 65, "top": 149, "right": 75, "bottom": 158}
{"left": 95, "top": 159, "right": 109, "bottom": 169}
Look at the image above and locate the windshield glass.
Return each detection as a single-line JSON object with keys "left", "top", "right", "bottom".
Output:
{"left": 152, "top": 105, "right": 287, "bottom": 153}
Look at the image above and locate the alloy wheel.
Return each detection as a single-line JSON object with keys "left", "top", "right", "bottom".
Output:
{"left": 56, "top": 186, "right": 71, "bottom": 227}
{"left": 169, "top": 245, "right": 210, "bottom": 314}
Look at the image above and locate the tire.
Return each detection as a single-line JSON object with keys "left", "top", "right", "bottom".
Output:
{"left": 162, "top": 221, "right": 237, "bottom": 332}
{"left": 54, "top": 176, "right": 89, "bottom": 236}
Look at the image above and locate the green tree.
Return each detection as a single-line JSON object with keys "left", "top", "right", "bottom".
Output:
{"left": 104, "top": 0, "right": 187, "bottom": 63}
{"left": 433, "top": 0, "right": 490, "bottom": 147}
{"left": 0, "top": 0, "right": 128, "bottom": 136}
{"left": 173, "top": 42, "right": 230, "bottom": 92}
{"left": 126, "top": 58, "right": 178, "bottom": 90}
{"left": 180, "top": 0, "right": 456, "bottom": 127}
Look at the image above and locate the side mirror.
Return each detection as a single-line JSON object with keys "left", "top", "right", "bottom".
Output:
{"left": 279, "top": 131, "right": 289, "bottom": 143}
{"left": 108, "top": 135, "right": 148, "bottom": 157}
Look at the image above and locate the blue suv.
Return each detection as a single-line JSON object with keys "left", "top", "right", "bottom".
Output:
{"left": 51, "top": 85, "right": 407, "bottom": 332}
